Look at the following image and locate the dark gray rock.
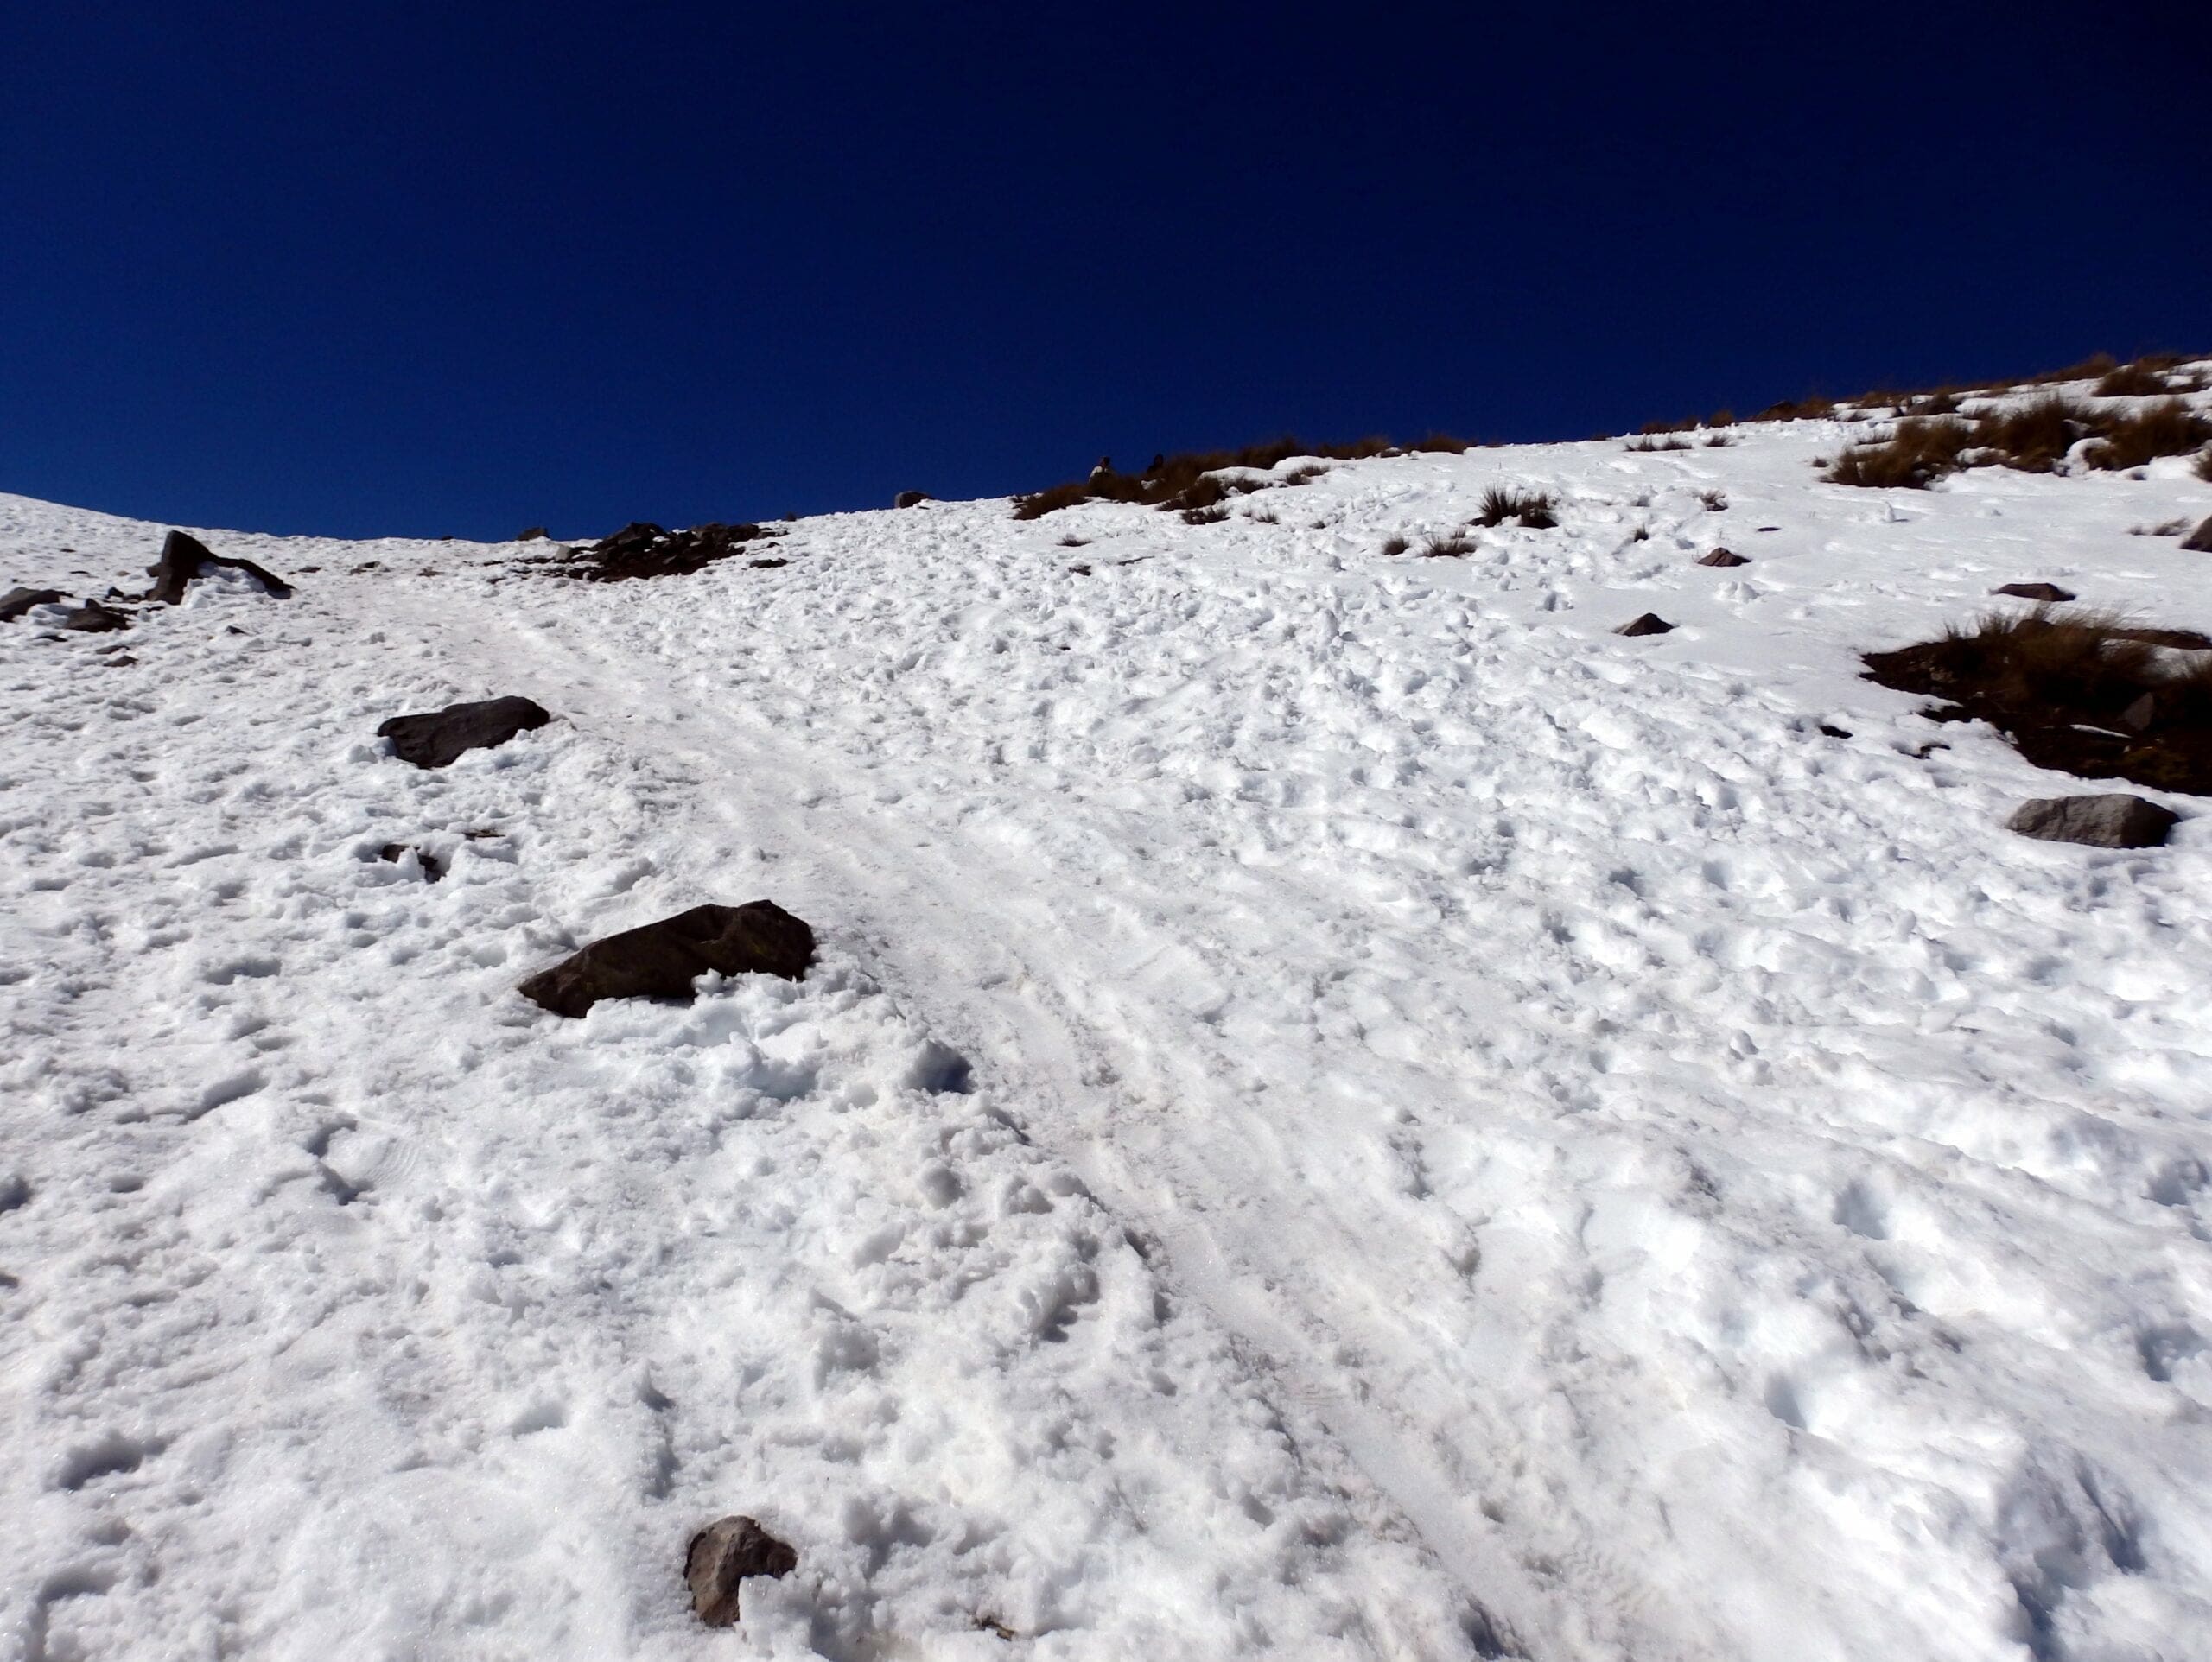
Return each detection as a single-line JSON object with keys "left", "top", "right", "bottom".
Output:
{"left": 1991, "top": 582, "right": 2075, "bottom": 602}
{"left": 1, "top": 587, "right": 65, "bottom": 622}
{"left": 685, "top": 1515, "right": 797, "bottom": 1627}
{"left": 59, "top": 601, "right": 131, "bottom": 633}
{"left": 517, "top": 526, "right": 550, "bottom": 541}
{"left": 2183, "top": 517, "right": 2212, "bottom": 554}
{"left": 893, "top": 491, "right": 931, "bottom": 509}
{"left": 378, "top": 843, "right": 446, "bottom": 882}
{"left": 146, "top": 530, "right": 293, "bottom": 604}
{"left": 1616, "top": 612, "right": 1675, "bottom": 637}
{"left": 376, "top": 695, "right": 551, "bottom": 769}
{"left": 518, "top": 901, "right": 815, "bottom": 1018}
{"left": 1697, "top": 549, "right": 1749, "bottom": 568}
{"left": 2007, "top": 794, "right": 2179, "bottom": 849}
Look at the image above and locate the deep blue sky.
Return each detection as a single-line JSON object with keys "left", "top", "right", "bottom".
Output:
{"left": 3, "top": 3, "right": 2207, "bottom": 541}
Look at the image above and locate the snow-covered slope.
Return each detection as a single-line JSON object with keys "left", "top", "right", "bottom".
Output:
{"left": 6, "top": 384, "right": 2212, "bottom": 1661}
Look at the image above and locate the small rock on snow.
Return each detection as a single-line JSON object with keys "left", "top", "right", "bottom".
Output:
{"left": 685, "top": 1515, "right": 798, "bottom": 1627}
{"left": 518, "top": 901, "right": 815, "bottom": 1018}
{"left": 1697, "top": 549, "right": 1749, "bottom": 567}
{"left": 376, "top": 695, "right": 552, "bottom": 770}
{"left": 1992, "top": 582, "right": 2076, "bottom": 602}
{"left": 378, "top": 843, "right": 446, "bottom": 882}
{"left": 1617, "top": 613, "right": 1675, "bottom": 637}
{"left": 893, "top": 491, "right": 931, "bottom": 509}
{"left": 1, "top": 587, "right": 65, "bottom": 622}
{"left": 59, "top": 600, "right": 132, "bottom": 633}
{"left": 2006, "top": 794, "right": 2179, "bottom": 849}
{"left": 2182, "top": 517, "right": 2212, "bottom": 554}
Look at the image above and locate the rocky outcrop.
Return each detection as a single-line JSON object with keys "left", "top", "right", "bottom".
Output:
{"left": 145, "top": 530, "right": 293, "bottom": 604}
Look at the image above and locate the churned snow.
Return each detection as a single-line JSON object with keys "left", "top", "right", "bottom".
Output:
{"left": 4, "top": 384, "right": 2212, "bottom": 1660}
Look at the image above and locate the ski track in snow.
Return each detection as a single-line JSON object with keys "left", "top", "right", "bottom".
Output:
{"left": 5, "top": 396, "right": 2212, "bottom": 1660}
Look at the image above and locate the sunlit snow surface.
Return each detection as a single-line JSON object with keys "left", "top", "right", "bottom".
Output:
{"left": 5, "top": 390, "right": 2212, "bottom": 1659}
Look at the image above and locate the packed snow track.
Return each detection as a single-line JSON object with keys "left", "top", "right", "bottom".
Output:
{"left": 5, "top": 390, "right": 2212, "bottom": 1659}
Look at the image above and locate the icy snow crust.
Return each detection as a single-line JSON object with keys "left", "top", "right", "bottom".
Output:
{"left": 4, "top": 394, "right": 2212, "bottom": 1660}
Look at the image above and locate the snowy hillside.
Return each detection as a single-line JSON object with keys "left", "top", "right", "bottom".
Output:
{"left": 6, "top": 372, "right": 2212, "bottom": 1661}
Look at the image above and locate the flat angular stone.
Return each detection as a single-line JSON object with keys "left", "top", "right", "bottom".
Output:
{"left": 1697, "top": 549, "right": 1749, "bottom": 567}
{"left": 1, "top": 587, "right": 65, "bottom": 622}
{"left": 1991, "top": 582, "right": 2075, "bottom": 602}
{"left": 685, "top": 1515, "right": 797, "bottom": 1627}
{"left": 518, "top": 901, "right": 814, "bottom": 1018}
{"left": 376, "top": 695, "right": 551, "bottom": 769}
{"left": 1616, "top": 612, "right": 1675, "bottom": 637}
{"left": 2182, "top": 516, "right": 2212, "bottom": 554}
{"left": 59, "top": 600, "right": 131, "bottom": 632}
{"left": 2006, "top": 794, "right": 2178, "bottom": 849}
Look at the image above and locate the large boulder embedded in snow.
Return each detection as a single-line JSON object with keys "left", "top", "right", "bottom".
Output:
{"left": 2183, "top": 517, "right": 2212, "bottom": 554}
{"left": 2006, "top": 794, "right": 2179, "bottom": 849}
{"left": 1697, "top": 548, "right": 1749, "bottom": 568}
{"left": 1991, "top": 581, "right": 2075, "bottom": 602}
{"left": 145, "top": 530, "right": 293, "bottom": 604}
{"left": 376, "top": 695, "right": 551, "bottom": 769}
{"left": 518, "top": 901, "right": 815, "bottom": 1018}
{"left": 1, "top": 587, "right": 65, "bottom": 622}
{"left": 893, "top": 491, "right": 931, "bottom": 509}
{"left": 1616, "top": 612, "right": 1675, "bottom": 637}
{"left": 685, "top": 1515, "right": 798, "bottom": 1627}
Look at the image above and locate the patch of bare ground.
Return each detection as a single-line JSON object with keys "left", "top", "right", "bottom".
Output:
{"left": 1863, "top": 607, "right": 2212, "bottom": 794}
{"left": 1011, "top": 435, "right": 1407, "bottom": 520}
{"left": 535, "top": 521, "right": 785, "bottom": 581}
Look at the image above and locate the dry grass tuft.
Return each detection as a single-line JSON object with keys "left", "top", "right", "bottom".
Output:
{"left": 1698, "top": 489, "right": 1728, "bottom": 511}
{"left": 2095, "top": 358, "right": 2178, "bottom": 397}
{"left": 2083, "top": 399, "right": 2212, "bottom": 471}
{"left": 1978, "top": 395, "right": 2090, "bottom": 473}
{"left": 1381, "top": 535, "right": 1410, "bottom": 558}
{"left": 1474, "top": 486, "right": 1558, "bottom": 529}
{"left": 1864, "top": 606, "right": 2212, "bottom": 793}
{"left": 1822, "top": 416, "right": 1972, "bottom": 487}
{"left": 1420, "top": 530, "right": 1478, "bottom": 558}
{"left": 1626, "top": 435, "right": 1691, "bottom": 453}
{"left": 1753, "top": 394, "right": 1838, "bottom": 422}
